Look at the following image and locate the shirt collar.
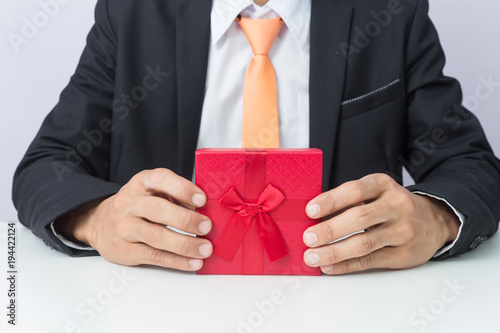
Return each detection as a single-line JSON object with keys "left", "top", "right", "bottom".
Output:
{"left": 211, "top": 0, "right": 311, "bottom": 49}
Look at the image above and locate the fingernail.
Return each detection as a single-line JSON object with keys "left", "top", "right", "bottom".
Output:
{"left": 192, "top": 193, "right": 206, "bottom": 207}
{"left": 199, "top": 243, "right": 212, "bottom": 257}
{"left": 307, "top": 204, "right": 320, "bottom": 217}
{"left": 304, "top": 232, "right": 318, "bottom": 246}
{"left": 198, "top": 220, "right": 212, "bottom": 235}
{"left": 306, "top": 252, "right": 320, "bottom": 266}
{"left": 322, "top": 265, "right": 334, "bottom": 273}
{"left": 189, "top": 259, "right": 203, "bottom": 270}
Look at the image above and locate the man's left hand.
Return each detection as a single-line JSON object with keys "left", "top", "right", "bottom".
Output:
{"left": 303, "top": 173, "right": 460, "bottom": 275}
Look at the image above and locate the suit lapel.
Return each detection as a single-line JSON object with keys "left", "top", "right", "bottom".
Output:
{"left": 176, "top": 0, "right": 212, "bottom": 179}
{"left": 309, "top": 0, "right": 353, "bottom": 190}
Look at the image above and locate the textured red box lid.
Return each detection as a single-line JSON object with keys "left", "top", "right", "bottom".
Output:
{"left": 196, "top": 148, "right": 323, "bottom": 275}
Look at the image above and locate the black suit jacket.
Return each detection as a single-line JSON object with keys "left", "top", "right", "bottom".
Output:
{"left": 12, "top": 0, "right": 500, "bottom": 258}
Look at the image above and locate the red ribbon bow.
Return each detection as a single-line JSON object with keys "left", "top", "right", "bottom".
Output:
{"left": 214, "top": 184, "right": 289, "bottom": 262}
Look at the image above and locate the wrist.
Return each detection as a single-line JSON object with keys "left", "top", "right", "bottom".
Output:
{"left": 54, "top": 199, "right": 104, "bottom": 247}
{"left": 443, "top": 209, "right": 460, "bottom": 243}
{"left": 417, "top": 194, "right": 460, "bottom": 245}
{"left": 433, "top": 199, "right": 460, "bottom": 244}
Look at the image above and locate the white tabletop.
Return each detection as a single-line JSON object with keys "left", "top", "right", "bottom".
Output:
{"left": 1, "top": 222, "right": 498, "bottom": 333}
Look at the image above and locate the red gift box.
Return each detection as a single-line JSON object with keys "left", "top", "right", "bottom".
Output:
{"left": 195, "top": 148, "right": 323, "bottom": 275}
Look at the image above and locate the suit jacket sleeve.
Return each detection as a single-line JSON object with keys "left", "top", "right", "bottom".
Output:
{"left": 12, "top": 0, "right": 120, "bottom": 257}
{"left": 404, "top": 0, "right": 500, "bottom": 258}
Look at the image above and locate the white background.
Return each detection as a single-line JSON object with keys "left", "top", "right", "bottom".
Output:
{"left": 1, "top": 0, "right": 499, "bottom": 221}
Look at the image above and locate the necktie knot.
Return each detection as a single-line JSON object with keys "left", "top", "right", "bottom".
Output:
{"left": 237, "top": 16, "right": 284, "bottom": 56}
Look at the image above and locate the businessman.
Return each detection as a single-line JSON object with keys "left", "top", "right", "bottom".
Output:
{"left": 13, "top": 0, "right": 500, "bottom": 275}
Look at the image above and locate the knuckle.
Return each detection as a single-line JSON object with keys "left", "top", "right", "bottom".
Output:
{"left": 147, "top": 248, "right": 165, "bottom": 264}
{"left": 394, "top": 193, "right": 416, "bottom": 212}
{"left": 353, "top": 254, "right": 374, "bottom": 271}
{"left": 349, "top": 181, "right": 366, "bottom": 201}
{"left": 355, "top": 235, "right": 375, "bottom": 254}
{"left": 147, "top": 168, "right": 170, "bottom": 188}
{"left": 374, "top": 173, "right": 393, "bottom": 188}
{"left": 345, "top": 254, "right": 373, "bottom": 272}
{"left": 323, "top": 221, "right": 337, "bottom": 241}
{"left": 358, "top": 254, "right": 374, "bottom": 271}
{"left": 111, "top": 194, "right": 135, "bottom": 217}
{"left": 133, "top": 170, "right": 149, "bottom": 183}
{"left": 177, "top": 236, "right": 192, "bottom": 255}
{"left": 325, "top": 191, "right": 336, "bottom": 207}
{"left": 325, "top": 246, "right": 340, "bottom": 263}
{"left": 354, "top": 206, "right": 372, "bottom": 223}
{"left": 141, "top": 225, "right": 163, "bottom": 245}
{"left": 178, "top": 210, "right": 193, "bottom": 231}
{"left": 343, "top": 258, "right": 356, "bottom": 272}
{"left": 400, "top": 221, "right": 417, "bottom": 240}
{"left": 405, "top": 195, "right": 417, "bottom": 212}
{"left": 111, "top": 192, "right": 128, "bottom": 210}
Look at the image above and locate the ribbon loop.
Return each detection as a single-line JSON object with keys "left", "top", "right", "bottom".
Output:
{"left": 214, "top": 184, "right": 289, "bottom": 262}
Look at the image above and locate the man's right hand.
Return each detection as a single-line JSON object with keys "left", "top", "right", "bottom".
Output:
{"left": 54, "top": 169, "right": 213, "bottom": 271}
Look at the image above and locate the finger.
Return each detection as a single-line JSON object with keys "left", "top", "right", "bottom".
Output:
{"left": 141, "top": 168, "right": 207, "bottom": 208}
{"left": 131, "top": 243, "right": 204, "bottom": 271}
{"left": 304, "top": 224, "right": 397, "bottom": 268}
{"left": 130, "top": 221, "right": 213, "bottom": 259}
{"left": 321, "top": 247, "right": 406, "bottom": 275}
{"left": 155, "top": 192, "right": 196, "bottom": 211}
{"left": 304, "top": 201, "right": 396, "bottom": 247}
{"left": 306, "top": 173, "right": 395, "bottom": 219}
{"left": 156, "top": 192, "right": 197, "bottom": 212}
{"left": 135, "top": 196, "right": 212, "bottom": 235}
{"left": 321, "top": 248, "right": 391, "bottom": 275}
{"left": 173, "top": 200, "right": 197, "bottom": 212}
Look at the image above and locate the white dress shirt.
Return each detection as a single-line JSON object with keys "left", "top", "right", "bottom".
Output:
{"left": 196, "top": 0, "right": 311, "bottom": 149}
{"left": 54, "top": 0, "right": 463, "bottom": 257}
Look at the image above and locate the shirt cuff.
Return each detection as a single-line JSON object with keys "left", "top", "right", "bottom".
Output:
{"left": 50, "top": 221, "right": 95, "bottom": 251}
{"left": 412, "top": 191, "right": 464, "bottom": 258}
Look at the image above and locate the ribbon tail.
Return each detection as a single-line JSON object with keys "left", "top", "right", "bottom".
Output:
{"left": 256, "top": 213, "right": 289, "bottom": 262}
{"left": 213, "top": 214, "right": 253, "bottom": 262}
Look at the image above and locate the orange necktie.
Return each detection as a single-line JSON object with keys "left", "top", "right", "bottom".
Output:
{"left": 237, "top": 16, "right": 284, "bottom": 148}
